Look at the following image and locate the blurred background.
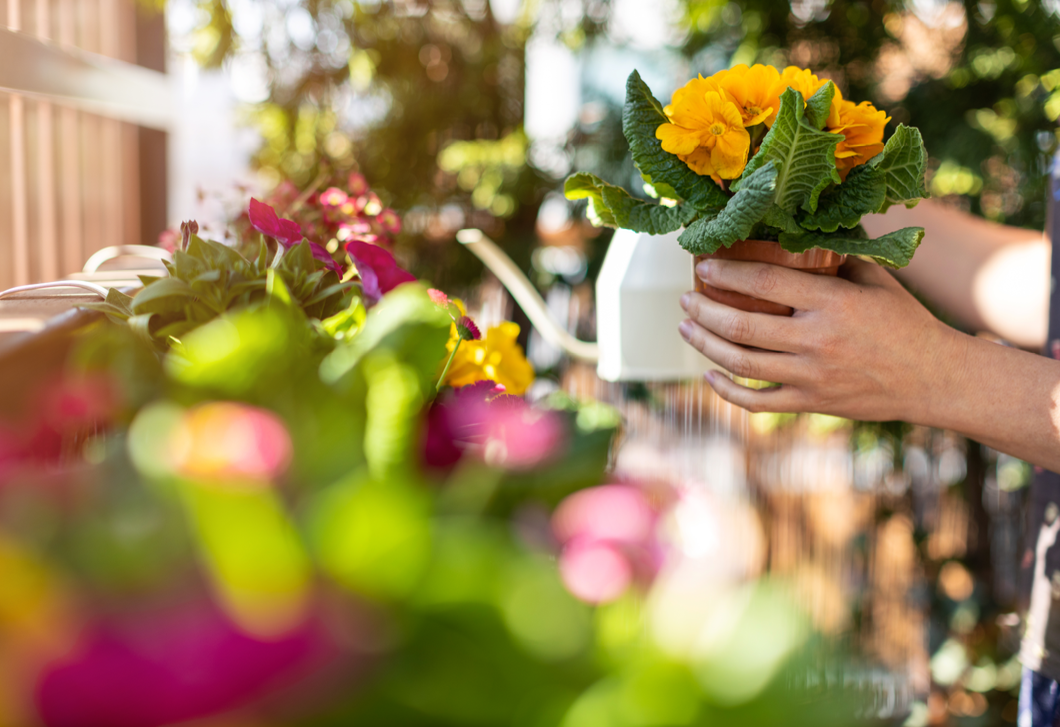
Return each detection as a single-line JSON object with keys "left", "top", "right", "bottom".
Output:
{"left": 1, "top": 0, "right": 1059, "bottom": 725}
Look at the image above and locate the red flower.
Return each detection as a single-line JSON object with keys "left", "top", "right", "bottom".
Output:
{"left": 345, "top": 240, "right": 416, "bottom": 305}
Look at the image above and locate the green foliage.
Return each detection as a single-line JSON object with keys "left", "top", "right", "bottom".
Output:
{"left": 799, "top": 164, "right": 887, "bottom": 233}
{"left": 779, "top": 226, "right": 925, "bottom": 268}
{"left": 83, "top": 235, "right": 355, "bottom": 350}
{"left": 869, "top": 125, "right": 930, "bottom": 212}
{"left": 736, "top": 87, "right": 841, "bottom": 214}
{"left": 564, "top": 172, "right": 698, "bottom": 234}
{"left": 620, "top": 70, "right": 730, "bottom": 213}
{"left": 572, "top": 70, "right": 927, "bottom": 266}
{"left": 678, "top": 162, "right": 778, "bottom": 254}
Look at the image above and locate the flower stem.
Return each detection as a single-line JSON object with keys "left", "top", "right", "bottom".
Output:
{"left": 436, "top": 340, "right": 461, "bottom": 392}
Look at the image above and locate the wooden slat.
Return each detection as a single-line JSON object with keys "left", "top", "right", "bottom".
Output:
{"left": 0, "top": 27, "right": 171, "bottom": 130}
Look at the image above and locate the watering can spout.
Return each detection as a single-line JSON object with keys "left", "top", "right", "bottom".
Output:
{"left": 458, "top": 228, "right": 723, "bottom": 382}
{"left": 456, "top": 229, "right": 600, "bottom": 363}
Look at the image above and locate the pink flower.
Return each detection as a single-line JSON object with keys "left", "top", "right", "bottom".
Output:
{"left": 157, "top": 228, "right": 179, "bottom": 254}
{"left": 377, "top": 208, "right": 402, "bottom": 235}
{"left": 337, "top": 220, "right": 373, "bottom": 241}
{"left": 248, "top": 198, "right": 303, "bottom": 247}
{"left": 423, "top": 382, "right": 565, "bottom": 471}
{"left": 345, "top": 240, "right": 417, "bottom": 305}
{"left": 347, "top": 171, "right": 369, "bottom": 196}
{"left": 553, "top": 484, "right": 664, "bottom": 604}
{"left": 170, "top": 403, "right": 293, "bottom": 483}
{"left": 319, "top": 187, "right": 348, "bottom": 208}
{"left": 427, "top": 289, "right": 450, "bottom": 308}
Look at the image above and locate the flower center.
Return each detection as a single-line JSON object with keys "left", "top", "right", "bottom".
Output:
{"left": 709, "top": 123, "right": 725, "bottom": 136}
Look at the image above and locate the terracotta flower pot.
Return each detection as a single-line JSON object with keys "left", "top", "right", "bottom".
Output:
{"left": 694, "top": 240, "right": 846, "bottom": 316}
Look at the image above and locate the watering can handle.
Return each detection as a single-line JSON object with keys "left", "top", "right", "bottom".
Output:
{"left": 456, "top": 229, "right": 600, "bottom": 363}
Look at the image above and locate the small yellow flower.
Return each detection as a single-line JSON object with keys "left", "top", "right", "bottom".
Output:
{"left": 707, "top": 64, "right": 781, "bottom": 128}
{"left": 657, "top": 79, "right": 750, "bottom": 179}
{"left": 444, "top": 321, "right": 535, "bottom": 396}
{"left": 828, "top": 99, "right": 891, "bottom": 179}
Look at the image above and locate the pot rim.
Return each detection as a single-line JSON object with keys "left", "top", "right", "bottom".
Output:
{"left": 695, "top": 239, "right": 847, "bottom": 270}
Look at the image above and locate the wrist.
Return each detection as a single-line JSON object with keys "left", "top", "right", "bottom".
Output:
{"left": 908, "top": 321, "right": 975, "bottom": 430}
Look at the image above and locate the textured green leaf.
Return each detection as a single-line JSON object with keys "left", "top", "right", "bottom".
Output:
{"left": 737, "top": 88, "right": 841, "bottom": 214}
{"left": 868, "top": 124, "right": 928, "bottom": 211}
{"left": 778, "top": 226, "right": 925, "bottom": 268}
{"left": 622, "top": 70, "right": 729, "bottom": 214}
{"left": 127, "top": 313, "right": 157, "bottom": 346}
{"left": 677, "top": 162, "right": 777, "bottom": 254}
{"left": 564, "top": 172, "right": 698, "bottom": 234}
{"left": 131, "top": 277, "right": 197, "bottom": 315}
{"left": 805, "top": 81, "right": 836, "bottom": 130}
{"left": 800, "top": 164, "right": 887, "bottom": 232}
{"left": 137, "top": 274, "right": 162, "bottom": 287}
{"left": 762, "top": 206, "right": 802, "bottom": 235}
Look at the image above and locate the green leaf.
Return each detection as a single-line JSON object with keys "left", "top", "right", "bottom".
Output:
{"left": 187, "top": 235, "right": 249, "bottom": 270}
{"left": 805, "top": 81, "right": 835, "bottom": 130}
{"left": 677, "top": 162, "right": 777, "bottom": 254}
{"left": 104, "top": 287, "right": 135, "bottom": 316}
{"left": 78, "top": 301, "right": 131, "bottom": 321}
{"left": 127, "top": 313, "right": 158, "bottom": 346}
{"left": 137, "top": 274, "right": 162, "bottom": 287}
{"left": 564, "top": 172, "right": 698, "bottom": 234}
{"left": 267, "top": 268, "right": 294, "bottom": 306}
{"left": 131, "top": 277, "right": 197, "bottom": 315}
{"left": 800, "top": 164, "right": 887, "bottom": 232}
{"left": 778, "top": 226, "right": 925, "bottom": 268}
{"left": 154, "top": 319, "right": 200, "bottom": 341}
{"left": 737, "top": 88, "right": 841, "bottom": 214}
{"left": 622, "top": 70, "right": 730, "bottom": 214}
{"left": 305, "top": 280, "right": 362, "bottom": 307}
{"left": 762, "top": 206, "right": 803, "bottom": 235}
{"left": 172, "top": 250, "right": 205, "bottom": 281}
{"left": 868, "top": 124, "right": 928, "bottom": 211}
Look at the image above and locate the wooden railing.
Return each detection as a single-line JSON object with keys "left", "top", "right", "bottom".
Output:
{"left": 0, "top": 0, "right": 170, "bottom": 289}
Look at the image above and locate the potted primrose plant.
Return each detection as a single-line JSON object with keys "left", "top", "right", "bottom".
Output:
{"left": 565, "top": 65, "right": 928, "bottom": 316}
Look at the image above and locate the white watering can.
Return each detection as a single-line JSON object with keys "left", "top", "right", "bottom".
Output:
{"left": 456, "top": 228, "right": 723, "bottom": 382}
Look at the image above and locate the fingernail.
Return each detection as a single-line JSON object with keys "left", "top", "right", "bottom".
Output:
{"left": 696, "top": 261, "right": 711, "bottom": 280}
{"left": 680, "top": 292, "right": 690, "bottom": 309}
{"left": 704, "top": 371, "right": 716, "bottom": 385}
{"left": 678, "top": 320, "right": 693, "bottom": 340}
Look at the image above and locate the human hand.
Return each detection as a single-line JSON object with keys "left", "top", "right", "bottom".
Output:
{"left": 678, "top": 257, "right": 966, "bottom": 422}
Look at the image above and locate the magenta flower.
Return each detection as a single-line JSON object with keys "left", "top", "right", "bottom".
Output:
{"left": 423, "top": 381, "right": 565, "bottom": 471}
{"left": 345, "top": 240, "right": 417, "bottom": 305}
{"left": 248, "top": 198, "right": 341, "bottom": 276}
{"left": 35, "top": 599, "right": 337, "bottom": 727}
{"left": 456, "top": 316, "right": 481, "bottom": 341}
{"left": 248, "top": 198, "right": 303, "bottom": 247}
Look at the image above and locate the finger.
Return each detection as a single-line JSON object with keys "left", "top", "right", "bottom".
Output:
{"left": 678, "top": 318, "right": 800, "bottom": 383}
{"left": 704, "top": 370, "right": 807, "bottom": 414}
{"left": 696, "top": 259, "right": 845, "bottom": 311}
{"left": 680, "top": 291, "right": 801, "bottom": 353}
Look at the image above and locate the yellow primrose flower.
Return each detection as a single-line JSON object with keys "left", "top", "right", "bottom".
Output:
{"left": 444, "top": 321, "right": 535, "bottom": 396}
{"left": 707, "top": 64, "right": 781, "bottom": 128}
{"left": 829, "top": 99, "right": 890, "bottom": 179}
{"left": 657, "top": 80, "right": 750, "bottom": 179}
{"left": 768, "top": 66, "right": 842, "bottom": 127}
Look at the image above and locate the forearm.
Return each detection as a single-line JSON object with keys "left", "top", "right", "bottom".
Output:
{"left": 863, "top": 200, "right": 1049, "bottom": 349}
{"left": 928, "top": 327, "right": 1060, "bottom": 471}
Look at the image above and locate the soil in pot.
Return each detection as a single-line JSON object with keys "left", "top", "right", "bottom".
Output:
{"left": 694, "top": 239, "right": 846, "bottom": 316}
